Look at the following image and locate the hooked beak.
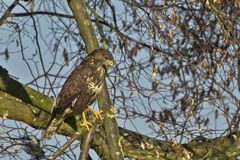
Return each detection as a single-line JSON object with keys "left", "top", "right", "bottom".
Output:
{"left": 104, "top": 59, "right": 114, "bottom": 67}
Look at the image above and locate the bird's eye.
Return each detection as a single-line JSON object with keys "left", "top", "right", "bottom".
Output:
{"left": 104, "top": 57, "right": 109, "bottom": 60}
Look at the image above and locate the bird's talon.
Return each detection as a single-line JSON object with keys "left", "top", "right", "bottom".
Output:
{"left": 87, "top": 106, "right": 103, "bottom": 121}
{"left": 93, "top": 110, "right": 103, "bottom": 120}
{"left": 80, "top": 120, "right": 92, "bottom": 131}
{"left": 80, "top": 112, "right": 92, "bottom": 131}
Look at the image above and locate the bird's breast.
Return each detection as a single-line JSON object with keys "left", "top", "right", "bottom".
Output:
{"left": 86, "top": 78, "right": 103, "bottom": 94}
{"left": 85, "top": 66, "right": 105, "bottom": 94}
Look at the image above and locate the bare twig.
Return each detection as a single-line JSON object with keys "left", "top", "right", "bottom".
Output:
{"left": 79, "top": 121, "right": 97, "bottom": 160}
{"left": 0, "top": 0, "right": 20, "bottom": 26}
{"left": 48, "top": 132, "right": 81, "bottom": 160}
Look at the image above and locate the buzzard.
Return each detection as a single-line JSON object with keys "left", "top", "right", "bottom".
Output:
{"left": 42, "top": 48, "right": 114, "bottom": 138}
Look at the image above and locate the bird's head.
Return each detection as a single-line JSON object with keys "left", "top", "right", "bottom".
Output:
{"left": 89, "top": 48, "right": 114, "bottom": 68}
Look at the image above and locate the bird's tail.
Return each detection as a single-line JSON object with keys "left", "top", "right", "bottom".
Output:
{"left": 42, "top": 116, "right": 63, "bottom": 138}
{"left": 42, "top": 108, "right": 72, "bottom": 138}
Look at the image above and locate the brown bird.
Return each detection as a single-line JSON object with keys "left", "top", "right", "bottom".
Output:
{"left": 42, "top": 48, "right": 114, "bottom": 138}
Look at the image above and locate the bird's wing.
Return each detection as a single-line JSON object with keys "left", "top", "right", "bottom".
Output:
{"left": 52, "top": 64, "right": 92, "bottom": 115}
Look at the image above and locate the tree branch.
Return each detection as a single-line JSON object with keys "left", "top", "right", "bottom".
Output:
{"left": 48, "top": 132, "right": 82, "bottom": 160}
{"left": 67, "top": 0, "right": 98, "bottom": 53}
{"left": 79, "top": 121, "right": 97, "bottom": 160}
{"left": 0, "top": 0, "right": 20, "bottom": 26}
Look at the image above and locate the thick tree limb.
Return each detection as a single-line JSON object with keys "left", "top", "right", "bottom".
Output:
{"left": 99, "top": 82, "right": 124, "bottom": 159}
{"left": 1, "top": 67, "right": 240, "bottom": 159}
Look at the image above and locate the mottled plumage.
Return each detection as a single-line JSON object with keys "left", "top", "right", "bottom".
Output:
{"left": 42, "top": 48, "right": 114, "bottom": 138}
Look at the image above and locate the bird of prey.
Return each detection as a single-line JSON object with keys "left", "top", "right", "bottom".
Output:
{"left": 42, "top": 48, "right": 114, "bottom": 138}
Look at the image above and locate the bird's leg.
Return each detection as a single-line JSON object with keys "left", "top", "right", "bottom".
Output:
{"left": 80, "top": 106, "right": 103, "bottom": 131}
{"left": 80, "top": 112, "right": 92, "bottom": 131}
{"left": 87, "top": 106, "right": 103, "bottom": 121}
